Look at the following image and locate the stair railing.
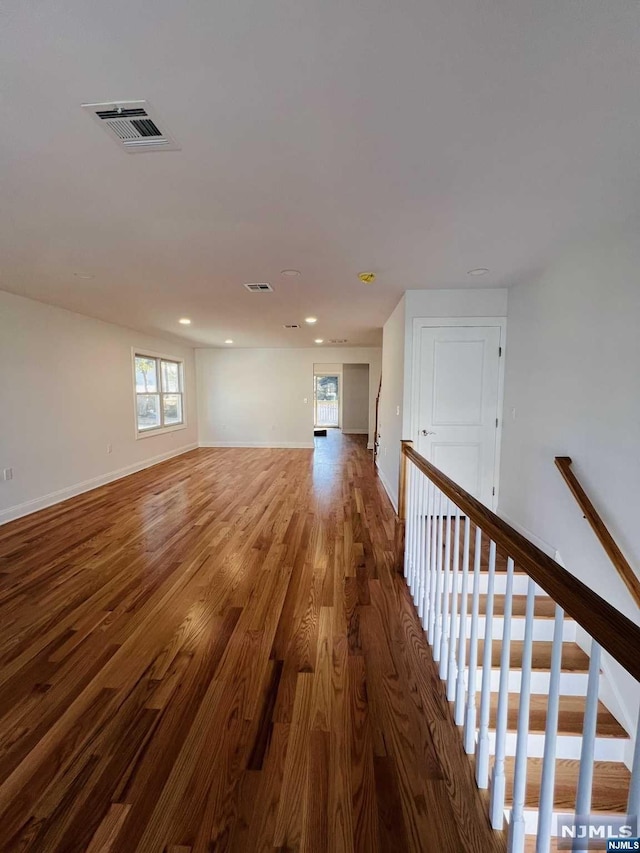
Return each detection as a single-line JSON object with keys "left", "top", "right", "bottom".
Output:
{"left": 555, "top": 456, "right": 640, "bottom": 608}
{"left": 399, "top": 440, "right": 640, "bottom": 853}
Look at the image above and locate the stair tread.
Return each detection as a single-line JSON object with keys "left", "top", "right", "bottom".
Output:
{"left": 469, "top": 639, "right": 590, "bottom": 672}
{"left": 483, "top": 693, "right": 628, "bottom": 738}
{"left": 460, "top": 594, "right": 559, "bottom": 619}
{"left": 502, "top": 757, "right": 630, "bottom": 813}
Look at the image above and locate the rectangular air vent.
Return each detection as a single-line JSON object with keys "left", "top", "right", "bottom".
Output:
{"left": 243, "top": 283, "right": 273, "bottom": 292}
{"left": 283, "top": 324, "right": 301, "bottom": 329}
{"left": 329, "top": 339, "right": 348, "bottom": 344}
{"left": 82, "top": 100, "right": 180, "bottom": 153}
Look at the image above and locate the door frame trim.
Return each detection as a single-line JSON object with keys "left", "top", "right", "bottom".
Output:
{"left": 410, "top": 316, "right": 507, "bottom": 510}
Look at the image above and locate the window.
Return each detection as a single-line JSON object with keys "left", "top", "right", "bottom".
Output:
{"left": 134, "top": 353, "right": 185, "bottom": 435}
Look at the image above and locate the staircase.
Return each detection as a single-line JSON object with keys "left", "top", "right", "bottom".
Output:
{"left": 398, "top": 440, "right": 640, "bottom": 853}
{"left": 469, "top": 544, "right": 631, "bottom": 842}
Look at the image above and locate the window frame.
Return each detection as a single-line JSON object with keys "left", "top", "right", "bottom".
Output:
{"left": 131, "top": 348, "right": 187, "bottom": 439}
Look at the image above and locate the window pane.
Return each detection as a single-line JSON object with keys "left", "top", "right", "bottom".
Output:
{"left": 137, "top": 394, "right": 161, "bottom": 430}
{"left": 162, "top": 394, "right": 183, "bottom": 426}
{"left": 316, "top": 375, "right": 338, "bottom": 400}
{"left": 161, "top": 360, "right": 180, "bottom": 393}
{"left": 135, "top": 357, "right": 158, "bottom": 393}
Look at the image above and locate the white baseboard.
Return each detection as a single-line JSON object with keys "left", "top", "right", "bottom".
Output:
{"left": 367, "top": 442, "right": 374, "bottom": 450}
{"left": 496, "top": 509, "right": 556, "bottom": 557}
{"left": 375, "top": 462, "right": 398, "bottom": 514}
{"left": 0, "top": 443, "right": 199, "bottom": 527}
{"left": 342, "top": 429, "right": 369, "bottom": 435}
{"left": 199, "top": 441, "right": 314, "bottom": 449}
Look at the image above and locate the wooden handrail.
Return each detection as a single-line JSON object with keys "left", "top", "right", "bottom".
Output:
{"left": 555, "top": 456, "right": 640, "bottom": 608}
{"left": 401, "top": 441, "right": 640, "bottom": 681}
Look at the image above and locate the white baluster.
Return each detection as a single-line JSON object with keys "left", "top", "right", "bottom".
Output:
{"left": 428, "top": 489, "right": 443, "bottom": 647}
{"left": 490, "top": 556, "right": 515, "bottom": 828}
{"left": 404, "top": 463, "right": 414, "bottom": 584}
{"left": 537, "top": 604, "right": 565, "bottom": 853}
{"left": 404, "top": 462, "right": 413, "bottom": 584}
{"left": 628, "top": 710, "right": 640, "bottom": 825}
{"left": 420, "top": 480, "right": 434, "bottom": 626}
{"left": 476, "top": 539, "right": 497, "bottom": 788}
{"left": 415, "top": 473, "right": 424, "bottom": 620}
{"left": 574, "top": 640, "right": 602, "bottom": 833}
{"left": 455, "top": 516, "right": 471, "bottom": 725}
{"left": 439, "top": 502, "right": 453, "bottom": 678}
{"left": 411, "top": 467, "right": 420, "bottom": 599}
{"left": 464, "top": 526, "right": 482, "bottom": 754}
{"left": 447, "top": 505, "right": 461, "bottom": 700}
{"left": 407, "top": 465, "right": 419, "bottom": 595}
{"left": 414, "top": 471, "right": 424, "bottom": 610}
{"left": 428, "top": 485, "right": 440, "bottom": 642}
{"left": 507, "top": 577, "right": 536, "bottom": 853}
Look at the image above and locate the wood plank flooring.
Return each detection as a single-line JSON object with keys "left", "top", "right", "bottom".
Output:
{"left": 0, "top": 432, "right": 505, "bottom": 852}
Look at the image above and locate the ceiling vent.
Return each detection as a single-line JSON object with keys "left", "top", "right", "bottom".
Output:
{"left": 243, "top": 282, "right": 273, "bottom": 292}
{"left": 283, "top": 324, "right": 301, "bottom": 329}
{"left": 329, "top": 339, "right": 348, "bottom": 344}
{"left": 81, "top": 100, "right": 180, "bottom": 153}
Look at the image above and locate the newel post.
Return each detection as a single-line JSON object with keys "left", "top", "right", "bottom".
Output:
{"left": 396, "top": 440, "right": 413, "bottom": 574}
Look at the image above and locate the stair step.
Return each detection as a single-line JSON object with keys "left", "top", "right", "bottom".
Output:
{"left": 502, "top": 757, "right": 630, "bottom": 813}
{"left": 469, "top": 640, "right": 590, "bottom": 672}
{"left": 484, "top": 693, "right": 627, "bottom": 738}
{"left": 472, "top": 594, "right": 557, "bottom": 618}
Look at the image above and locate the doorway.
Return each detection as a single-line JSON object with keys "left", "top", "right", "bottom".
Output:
{"left": 314, "top": 374, "right": 340, "bottom": 427}
{"left": 413, "top": 322, "right": 504, "bottom": 507}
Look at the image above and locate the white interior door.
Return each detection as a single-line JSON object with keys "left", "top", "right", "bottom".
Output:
{"left": 416, "top": 325, "right": 502, "bottom": 507}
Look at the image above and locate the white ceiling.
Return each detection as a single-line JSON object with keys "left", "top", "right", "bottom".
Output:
{"left": 1, "top": 0, "right": 639, "bottom": 347}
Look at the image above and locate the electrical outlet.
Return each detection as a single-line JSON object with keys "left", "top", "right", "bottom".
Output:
{"left": 107, "top": 443, "right": 112, "bottom": 454}
{"left": 396, "top": 405, "right": 400, "bottom": 416}
{"left": 303, "top": 397, "right": 308, "bottom": 404}
{"left": 2, "top": 468, "right": 13, "bottom": 481}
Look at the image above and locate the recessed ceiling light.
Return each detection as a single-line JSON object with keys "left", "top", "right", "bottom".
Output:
{"left": 73, "top": 272, "right": 94, "bottom": 279}
{"left": 281, "top": 269, "right": 301, "bottom": 277}
{"left": 314, "top": 338, "right": 324, "bottom": 344}
{"left": 179, "top": 318, "right": 192, "bottom": 325}
{"left": 224, "top": 339, "right": 234, "bottom": 344}
{"left": 467, "top": 268, "right": 489, "bottom": 276}
{"left": 305, "top": 317, "right": 317, "bottom": 324}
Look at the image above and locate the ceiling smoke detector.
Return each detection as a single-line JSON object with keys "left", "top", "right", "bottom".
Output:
{"left": 243, "top": 282, "right": 273, "bottom": 292}
{"left": 82, "top": 100, "right": 180, "bottom": 153}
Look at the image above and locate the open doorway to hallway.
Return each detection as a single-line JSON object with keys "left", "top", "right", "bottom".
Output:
{"left": 313, "top": 362, "right": 370, "bottom": 443}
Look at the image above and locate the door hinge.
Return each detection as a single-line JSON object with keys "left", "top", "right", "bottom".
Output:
{"left": 492, "top": 487, "right": 496, "bottom": 496}
{"left": 495, "top": 417, "right": 499, "bottom": 428}
{"left": 499, "top": 346, "right": 502, "bottom": 357}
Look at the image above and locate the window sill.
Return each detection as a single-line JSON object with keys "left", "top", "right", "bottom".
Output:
{"left": 136, "top": 423, "right": 187, "bottom": 440}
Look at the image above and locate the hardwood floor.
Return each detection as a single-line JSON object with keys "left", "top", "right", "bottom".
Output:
{"left": 0, "top": 432, "right": 505, "bottom": 852}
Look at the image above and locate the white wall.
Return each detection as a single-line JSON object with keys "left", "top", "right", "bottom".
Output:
{"left": 0, "top": 291, "right": 198, "bottom": 523}
{"left": 377, "top": 289, "right": 508, "bottom": 509}
{"left": 197, "top": 347, "right": 381, "bottom": 448}
{"left": 377, "top": 297, "right": 406, "bottom": 509}
{"left": 498, "top": 227, "right": 640, "bottom": 626}
{"left": 342, "top": 364, "right": 369, "bottom": 434}
{"left": 498, "top": 225, "right": 640, "bottom": 733}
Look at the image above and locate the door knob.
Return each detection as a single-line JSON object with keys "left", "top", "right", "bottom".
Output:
{"left": 421, "top": 429, "right": 436, "bottom": 436}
